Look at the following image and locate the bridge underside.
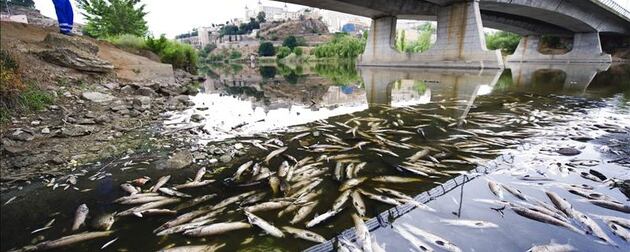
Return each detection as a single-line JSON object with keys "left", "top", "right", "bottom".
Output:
{"left": 277, "top": 0, "right": 629, "bottom": 67}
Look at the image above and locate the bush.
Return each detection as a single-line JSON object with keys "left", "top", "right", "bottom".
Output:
{"left": 283, "top": 36, "right": 298, "bottom": 50}
{"left": 276, "top": 46, "right": 291, "bottom": 59}
{"left": 312, "top": 34, "right": 366, "bottom": 59}
{"left": 229, "top": 50, "right": 242, "bottom": 59}
{"left": 293, "top": 47, "right": 303, "bottom": 56}
{"left": 258, "top": 42, "right": 276, "bottom": 56}
{"left": 105, "top": 34, "right": 146, "bottom": 50}
{"left": 486, "top": 31, "right": 521, "bottom": 54}
{"left": 146, "top": 35, "right": 198, "bottom": 74}
{"left": 0, "top": 50, "right": 25, "bottom": 97}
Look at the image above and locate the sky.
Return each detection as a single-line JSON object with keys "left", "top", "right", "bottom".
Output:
{"left": 31, "top": 0, "right": 630, "bottom": 38}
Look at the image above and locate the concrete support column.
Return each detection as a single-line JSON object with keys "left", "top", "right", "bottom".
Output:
{"left": 506, "top": 33, "right": 612, "bottom": 63}
{"left": 358, "top": 0, "right": 503, "bottom": 69}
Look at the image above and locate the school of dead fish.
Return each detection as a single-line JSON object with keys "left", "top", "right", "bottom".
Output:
{"left": 4, "top": 94, "right": 630, "bottom": 252}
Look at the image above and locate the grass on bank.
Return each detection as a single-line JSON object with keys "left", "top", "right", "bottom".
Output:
{"left": 1, "top": 50, "right": 55, "bottom": 123}
{"left": 104, "top": 34, "right": 198, "bottom": 74}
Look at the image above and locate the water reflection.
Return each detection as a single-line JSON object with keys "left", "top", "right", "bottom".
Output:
{"left": 166, "top": 63, "right": 629, "bottom": 142}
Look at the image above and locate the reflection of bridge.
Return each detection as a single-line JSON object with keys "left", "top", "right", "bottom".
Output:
{"left": 361, "top": 67, "right": 503, "bottom": 118}
{"left": 507, "top": 62, "right": 612, "bottom": 94}
{"left": 276, "top": 0, "right": 630, "bottom": 68}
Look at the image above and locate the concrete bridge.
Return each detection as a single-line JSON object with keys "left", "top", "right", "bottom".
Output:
{"left": 275, "top": 0, "right": 630, "bottom": 68}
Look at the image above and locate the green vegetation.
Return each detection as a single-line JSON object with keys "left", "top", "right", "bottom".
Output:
{"left": 1, "top": 50, "right": 54, "bottom": 123}
{"left": 283, "top": 36, "right": 299, "bottom": 50}
{"left": 396, "top": 30, "right": 406, "bottom": 52}
{"left": 202, "top": 48, "right": 244, "bottom": 63}
{"left": 276, "top": 47, "right": 292, "bottom": 59}
{"left": 312, "top": 33, "right": 366, "bottom": 59}
{"left": 293, "top": 47, "right": 303, "bottom": 56}
{"left": 258, "top": 42, "right": 276, "bottom": 57}
{"left": 486, "top": 31, "right": 521, "bottom": 54}
{"left": 220, "top": 14, "right": 263, "bottom": 36}
{"left": 314, "top": 62, "right": 362, "bottom": 86}
{"left": 259, "top": 66, "right": 277, "bottom": 79}
{"left": 257, "top": 12, "right": 266, "bottom": 23}
{"left": 540, "top": 35, "right": 572, "bottom": 51}
{"left": 229, "top": 50, "right": 242, "bottom": 60}
{"left": 198, "top": 43, "right": 217, "bottom": 59}
{"left": 105, "top": 34, "right": 198, "bottom": 74}
{"left": 78, "top": 0, "right": 148, "bottom": 38}
{"left": 397, "top": 23, "right": 435, "bottom": 53}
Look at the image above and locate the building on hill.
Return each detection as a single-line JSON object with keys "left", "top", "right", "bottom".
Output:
{"left": 176, "top": 26, "right": 221, "bottom": 49}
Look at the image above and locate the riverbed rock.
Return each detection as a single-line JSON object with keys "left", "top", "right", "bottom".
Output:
{"left": 60, "top": 125, "right": 94, "bottom": 137}
{"left": 38, "top": 48, "right": 114, "bottom": 73}
{"left": 557, "top": 147, "right": 581, "bottom": 156}
{"left": 9, "top": 130, "right": 34, "bottom": 141}
{"left": 136, "top": 87, "right": 158, "bottom": 97}
{"left": 165, "top": 151, "right": 193, "bottom": 169}
{"left": 82, "top": 91, "right": 116, "bottom": 103}
{"left": 41, "top": 127, "right": 50, "bottom": 134}
{"left": 219, "top": 154, "right": 232, "bottom": 163}
{"left": 43, "top": 33, "right": 99, "bottom": 55}
{"left": 120, "top": 85, "right": 136, "bottom": 95}
{"left": 101, "top": 82, "right": 119, "bottom": 90}
{"left": 191, "top": 114, "right": 203, "bottom": 123}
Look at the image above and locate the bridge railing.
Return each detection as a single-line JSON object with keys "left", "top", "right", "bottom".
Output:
{"left": 594, "top": 0, "right": 630, "bottom": 20}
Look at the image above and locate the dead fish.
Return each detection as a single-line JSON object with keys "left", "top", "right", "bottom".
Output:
{"left": 30, "top": 231, "right": 113, "bottom": 250}
{"left": 72, "top": 204, "right": 89, "bottom": 231}
{"left": 408, "top": 149, "right": 430, "bottom": 162}
{"left": 32, "top": 219, "right": 55, "bottom": 234}
{"left": 351, "top": 190, "right": 366, "bottom": 217}
{"left": 131, "top": 176, "right": 151, "bottom": 186}
{"left": 353, "top": 162, "right": 367, "bottom": 177}
{"left": 339, "top": 177, "right": 367, "bottom": 191}
{"left": 501, "top": 184, "right": 527, "bottom": 201}
{"left": 100, "top": 237, "right": 118, "bottom": 250}
{"left": 156, "top": 219, "right": 212, "bottom": 236}
{"left": 155, "top": 209, "right": 210, "bottom": 233}
{"left": 278, "top": 161, "right": 290, "bottom": 177}
{"left": 487, "top": 180, "right": 504, "bottom": 199}
{"left": 545, "top": 191, "right": 574, "bottom": 216}
{"left": 112, "top": 193, "right": 160, "bottom": 203}
{"left": 572, "top": 210, "right": 616, "bottom": 245}
{"left": 587, "top": 199, "right": 630, "bottom": 213}
{"left": 184, "top": 222, "right": 251, "bottom": 237}
{"left": 526, "top": 242, "right": 576, "bottom": 252}
{"left": 117, "top": 196, "right": 171, "bottom": 205}
{"left": 402, "top": 224, "right": 462, "bottom": 252}
{"left": 194, "top": 167, "right": 206, "bottom": 182}
{"left": 608, "top": 222, "right": 630, "bottom": 241}
{"left": 333, "top": 190, "right": 352, "bottom": 211}
{"left": 291, "top": 201, "right": 318, "bottom": 224}
{"left": 345, "top": 163, "right": 355, "bottom": 179}
{"left": 120, "top": 183, "right": 139, "bottom": 195}
{"left": 150, "top": 175, "right": 171, "bottom": 192}
{"left": 158, "top": 243, "right": 226, "bottom": 252}
{"left": 593, "top": 215, "right": 630, "bottom": 229}
{"left": 334, "top": 162, "right": 344, "bottom": 181}
{"left": 133, "top": 209, "right": 177, "bottom": 217}
{"left": 290, "top": 132, "right": 310, "bottom": 142}
{"left": 269, "top": 176, "right": 280, "bottom": 195}
{"left": 117, "top": 198, "right": 180, "bottom": 216}
{"left": 212, "top": 191, "right": 257, "bottom": 210}
{"left": 394, "top": 225, "right": 435, "bottom": 252}
{"left": 306, "top": 208, "right": 343, "bottom": 228}
{"left": 91, "top": 213, "right": 115, "bottom": 231}
{"left": 173, "top": 180, "right": 214, "bottom": 190}
{"left": 359, "top": 190, "right": 401, "bottom": 206}
{"left": 233, "top": 161, "right": 254, "bottom": 181}
{"left": 510, "top": 205, "right": 583, "bottom": 234}
{"left": 439, "top": 219, "right": 498, "bottom": 229}
{"left": 244, "top": 201, "right": 292, "bottom": 213}
{"left": 338, "top": 237, "right": 362, "bottom": 252}
{"left": 265, "top": 147, "right": 288, "bottom": 163}
{"left": 159, "top": 188, "right": 192, "bottom": 198}
{"left": 282, "top": 226, "right": 326, "bottom": 243}
{"left": 372, "top": 176, "right": 422, "bottom": 184}
{"left": 4, "top": 196, "right": 17, "bottom": 205}
{"left": 352, "top": 213, "right": 372, "bottom": 252}
{"left": 369, "top": 148, "right": 399, "bottom": 157}
{"left": 244, "top": 211, "right": 284, "bottom": 238}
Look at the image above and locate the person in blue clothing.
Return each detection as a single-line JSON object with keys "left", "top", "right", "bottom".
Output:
{"left": 52, "top": 0, "right": 74, "bottom": 35}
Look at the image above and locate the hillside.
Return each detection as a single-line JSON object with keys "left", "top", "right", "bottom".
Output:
{"left": 258, "top": 18, "right": 329, "bottom": 41}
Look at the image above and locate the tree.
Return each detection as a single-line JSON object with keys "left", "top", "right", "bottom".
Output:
{"left": 256, "top": 11, "right": 266, "bottom": 23}
{"left": 77, "top": 0, "right": 148, "bottom": 38}
{"left": 283, "top": 36, "right": 298, "bottom": 50}
{"left": 396, "top": 30, "right": 406, "bottom": 52}
{"left": 276, "top": 46, "right": 291, "bottom": 59}
{"left": 293, "top": 47, "right": 303, "bottom": 56}
{"left": 258, "top": 42, "right": 275, "bottom": 56}
{"left": 486, "top": 31, "right": 521, "bottom": 54}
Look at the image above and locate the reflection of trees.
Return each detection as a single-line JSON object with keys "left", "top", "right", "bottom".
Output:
{"left": 205, "top": 63, "right": 245, "bottom": 76}
{"left": 493, "top": 71, "right": 514, "bottom": 92}
{"left": 259, "top": 66, "right": 277, "bottom": 79}
{"left": 277, "top": 64, "right": 303, "bottom": 85}
{"left": 224, "top": 86, "right": 269, "bottom": 105}
{"left": 314, "top": 62, "right": 362, "bottom": 86}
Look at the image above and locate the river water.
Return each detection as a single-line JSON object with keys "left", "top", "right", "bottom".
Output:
{"left": 1, "top": 62, "right": 629, "bottom": 252}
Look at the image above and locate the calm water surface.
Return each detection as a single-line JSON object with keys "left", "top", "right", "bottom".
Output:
{"left": 1, "top": 62, "right": 629, "bottom": 252}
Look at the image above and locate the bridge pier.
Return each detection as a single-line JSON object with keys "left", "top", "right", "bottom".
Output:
{"left": 506, "top": 33, "right": 612, "bottom": 64}
{"left": 359, "top": 0, "right": 503, "bottom": 69}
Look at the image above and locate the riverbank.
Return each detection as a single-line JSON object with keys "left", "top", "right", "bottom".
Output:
{"left": 0, "top": 22, "right": 202, "bottom": 192}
